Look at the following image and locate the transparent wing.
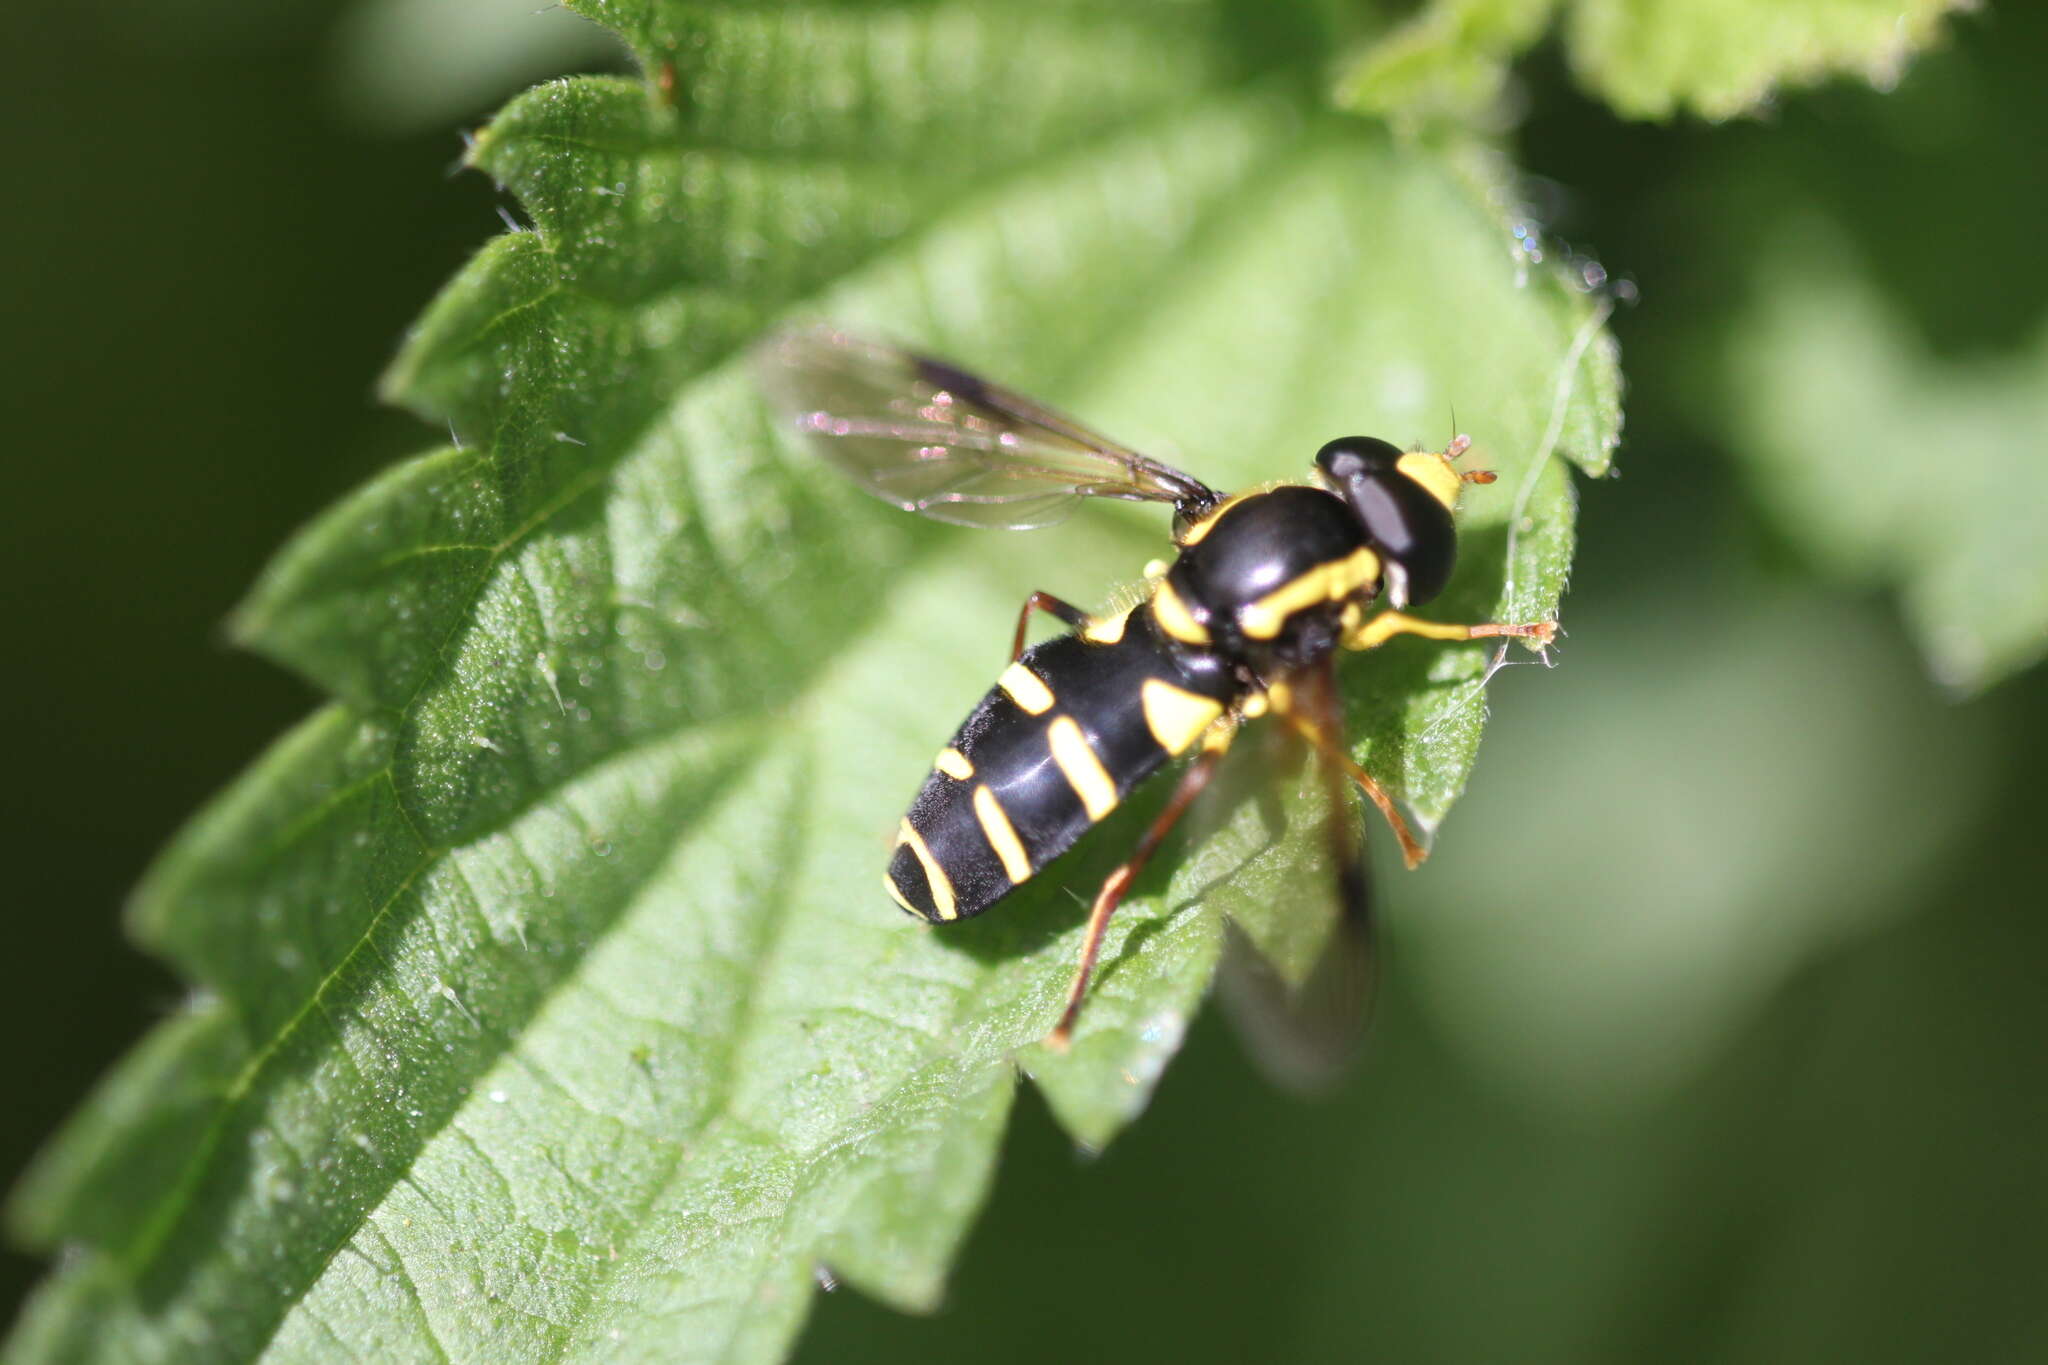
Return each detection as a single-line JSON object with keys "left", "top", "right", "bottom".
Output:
{"left": 1198, "top": 665, "right": 1376, "bottom": 1092}
{"left": 754, "top": 325, "right": 1219, "bottom": 530}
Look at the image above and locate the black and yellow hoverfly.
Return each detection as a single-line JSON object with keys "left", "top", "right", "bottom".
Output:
{"left": 758, "top": 326, "right": 1554, "bottom": 1060}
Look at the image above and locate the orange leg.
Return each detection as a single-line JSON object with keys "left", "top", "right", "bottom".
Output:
{"left": 1011, "top": 590, "right": 1091, "bottom": 662}
{"left": 1269, "top": 688, "right": 1427, "bottom": 870}
{"left": 1047, "top": 730, "right": 1232, "bottom": 1049}
{"left": 1294, "top": 657, "right": 1373, "bottom": 933}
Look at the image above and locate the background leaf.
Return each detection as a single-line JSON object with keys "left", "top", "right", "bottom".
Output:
{"left": 1339, "top": 0, "right": 1969, "bottom": 123}
{"left": 1339, "top": 0, "right": 1558, "bottom": 124}
{"left": 6, "top": 1, "right": 1616, "bottom": 1361}
{"left": 1566, "top": 0, "right": 1968, "bottom": 120}
{"left": 1718, "top": 223, "right": 2048, "bottom": 691}
{"left": 328, "top": 0, "right": 628, "bottom": 133}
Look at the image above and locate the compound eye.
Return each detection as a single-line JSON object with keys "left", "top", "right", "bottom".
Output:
{"left": 1359, "top": 477, "right": 1456, "bottom": 604}
{"left": 1316, "top": 437, "right": 1458, "bottom": 605}
{"left": 1314, "top": 435, "right": 1404, "bottom": 483}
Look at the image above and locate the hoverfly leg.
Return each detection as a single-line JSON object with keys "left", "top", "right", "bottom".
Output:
{"left": 1046, "top": 724, "right": 1236, "bottom": 1049}
{"left": 1342, "top": 608, "right": 1556, "bottom": 654}
{"left": 1222, "top": 656, "right": 1378, "bottom": 1084}
{"left": 1296, "top": 659, "right": 1372, "bottom": 938}
{"left": 1268, "top": 684, "right": 1427, "bottom": 870}
{"left": 1010, "top": 591, "right": 1093, "bottom": 663}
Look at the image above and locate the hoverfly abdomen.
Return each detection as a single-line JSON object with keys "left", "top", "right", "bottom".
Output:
{"left": 886, "top": 607, "right": 1239, "bottom": 923}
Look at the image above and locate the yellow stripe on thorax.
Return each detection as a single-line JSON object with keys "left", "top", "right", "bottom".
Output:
{"left": 1150, "top": 578, "right": 1211, "bottom": 645}
{"left": 935, "top": 747, "right": 973, "bottom": 780}
{"left": 1081, "top": 607, "right": 1130, "bottom": 645}
{"left": 1238, "top": 546, "right": 1381, "bottom": 640}
{"left": 1175, "top": 490, "right": 1256, "bottom": 547}
{"left": 1046, "top": 716, "right": 1119, "bottom": 820}
{"left": 896, "top": 819, "right": 957, "bottom": 920}
{"left": 972, "top": 784, "right": 1033, "bottom": 884}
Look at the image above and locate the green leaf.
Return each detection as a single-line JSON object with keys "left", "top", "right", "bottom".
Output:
{"left": 1335, "top": 0, "right": 1966, "bottom": 124}
{"left": 329, "top": 0, "right": 628, "bottom": 133}
{"left": 1565, "top": 0, "right": 1968, "bottom": 121}
{"left": 6, "top": 3, "right": 1618, "bottom": 1361}
{"left": 1719, "top": 222, "right": 2048, "bottom": 693}
{"left": 1338, "top": 0, "right": 1558, "bottom": 125}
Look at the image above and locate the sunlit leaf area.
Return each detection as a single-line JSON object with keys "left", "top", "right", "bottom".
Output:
{"left": 6, "top": 2, "right": 2044, "bottom": 1362}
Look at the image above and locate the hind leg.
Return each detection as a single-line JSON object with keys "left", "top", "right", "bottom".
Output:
{"left": 1010, "top": 591, "right": 1091, "bottom": 662}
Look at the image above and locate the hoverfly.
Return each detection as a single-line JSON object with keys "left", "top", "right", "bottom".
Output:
{"left": 757, "top": 326, "right": 1554, "bottom": 1063}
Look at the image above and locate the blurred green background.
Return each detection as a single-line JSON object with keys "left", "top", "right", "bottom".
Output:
{"left": 5, "top": 1, "right": 2045, "bottom": 1359}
